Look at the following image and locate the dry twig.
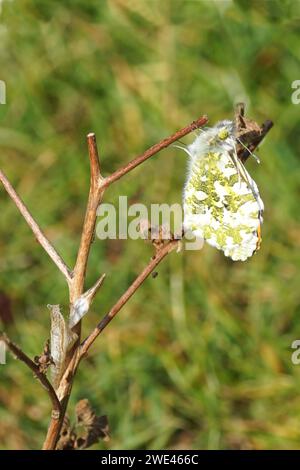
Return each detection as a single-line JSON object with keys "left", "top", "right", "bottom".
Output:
{"left": 41, "top": 116, "right": 208, "bottom": 450}
{"left": 0, "top": 332, "right": 61, "bottom": 418}
{"left": 0, "top": 170, "right": 72, "bottom": 284}
{"left": 0, "top": 109, "right": 272, "bottom": 450}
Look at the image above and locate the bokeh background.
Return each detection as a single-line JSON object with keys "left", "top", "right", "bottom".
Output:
{"left": 0, "top": 0, "right": 300, "bottom": 450}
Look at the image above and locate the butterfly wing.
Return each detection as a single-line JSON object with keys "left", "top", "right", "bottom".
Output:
{"left": 183, "top": 137, "right": 263, "bottom": 261}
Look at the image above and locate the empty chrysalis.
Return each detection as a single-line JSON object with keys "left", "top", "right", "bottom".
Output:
{"left": 48, "top": 304, "right": 78, "bottom": 390}
{"left": 183, "top": 120, "right": 263, "bottom": 261}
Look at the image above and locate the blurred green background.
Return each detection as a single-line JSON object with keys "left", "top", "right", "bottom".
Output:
{"left": 1, "top": 0, "right": 300, "bottom": 450}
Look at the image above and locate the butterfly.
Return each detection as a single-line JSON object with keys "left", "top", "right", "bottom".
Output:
{"left": 182, "top": 120, "right": 264, "bottom": 261}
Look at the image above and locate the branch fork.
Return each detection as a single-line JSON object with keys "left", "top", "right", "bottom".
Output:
{"left": 0, "top": 108, "right": 272, "bottom": 450}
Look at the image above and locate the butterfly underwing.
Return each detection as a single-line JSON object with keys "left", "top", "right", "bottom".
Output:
{"left": 183, "top": 120, "right": 264, "bottom": 261}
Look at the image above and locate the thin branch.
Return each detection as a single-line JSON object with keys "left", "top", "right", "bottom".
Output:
{"left": 80, "top": 239, "right": 179, "bottom": 358}
{"left": 43, "top": 133, "right": 105, "bottom": 450}
{"left": 0, "top": 332, "right": 61, "bottom": 418}
{"left": 0, "top": 170, "right": 72, "bottom": 283}
{"left": 42, "top": 351, "right": 80, "bottom": 450}
{"left": 49, "top": 240, "right": 180, "bottom": 448}
{"left": 72, "top": 118, "right": 209, "bottom": 297}
{"left": 71, "top": 133, "right": 104, "bottom": 303}
{"left": 10, "top": 108, "right": 270, "bottom": 450}
{"left": 87, "top": 132, "right": 102, "bottom": 181}
{"left": 102, "top": 115, "right": 208, "bottom": 188}
{"left": 43, "top": 116, "right": 206, "bottom": 449}
{"left": 42, "top": 135, "right": 106, "bottom": 450}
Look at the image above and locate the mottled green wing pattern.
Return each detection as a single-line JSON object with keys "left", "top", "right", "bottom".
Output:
{"left": 183, "top": 124, "right": 263, "bottom": 261}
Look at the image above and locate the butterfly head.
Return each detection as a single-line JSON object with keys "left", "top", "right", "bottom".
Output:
{"left": 218, "top": 127, "right": 230, "bottom": 140}
{"left": 214, "top": 120, "right": 233, "bottom": 140}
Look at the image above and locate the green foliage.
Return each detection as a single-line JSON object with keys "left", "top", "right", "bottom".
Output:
{"left": 1, "top": 0, "right": 300, "bottom": 449}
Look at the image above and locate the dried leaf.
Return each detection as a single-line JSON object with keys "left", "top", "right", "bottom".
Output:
{"left": 56, "top": 416, "right": 76, "bottom": 450}
{"left": 75, "top": 399, "right": 110, "bottom": 449}
{"left": 34, "top": 339, "right": 54, "bottom": 374}
{"left": 56, "top": 400, "right": 109, "bottom": 450}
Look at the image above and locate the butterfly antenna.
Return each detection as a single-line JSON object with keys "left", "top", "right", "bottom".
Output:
{"left": 232, "top": 144, "right": 263, "bottom": 211}
{"left": 172, "top": 144, "right": 193, "bottom": 158}
{"left": 230, "top": 140, "right": 255, "bottom": 191}
{"left": 228, "top": 140, "right": 243, "bottom": 186}
{"left": 236, "top": 137, "right": 260, "bottom": 164}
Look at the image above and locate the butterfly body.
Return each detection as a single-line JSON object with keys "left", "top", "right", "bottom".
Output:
{"left": 183, "top": 120, "right": 263, "bottom": 261}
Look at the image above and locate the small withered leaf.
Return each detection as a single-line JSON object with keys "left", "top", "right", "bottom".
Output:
{"left": 56, "top": 416, "right": 76, "bottom": 450}
{"left": 34, "top": 339, "right": 54, "bottom": 374}
{"left": 56, "top": 400, "right": 110, "bottom": 450}
{"left": 75, "top": 399, "right": 110, "bottom": 449}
